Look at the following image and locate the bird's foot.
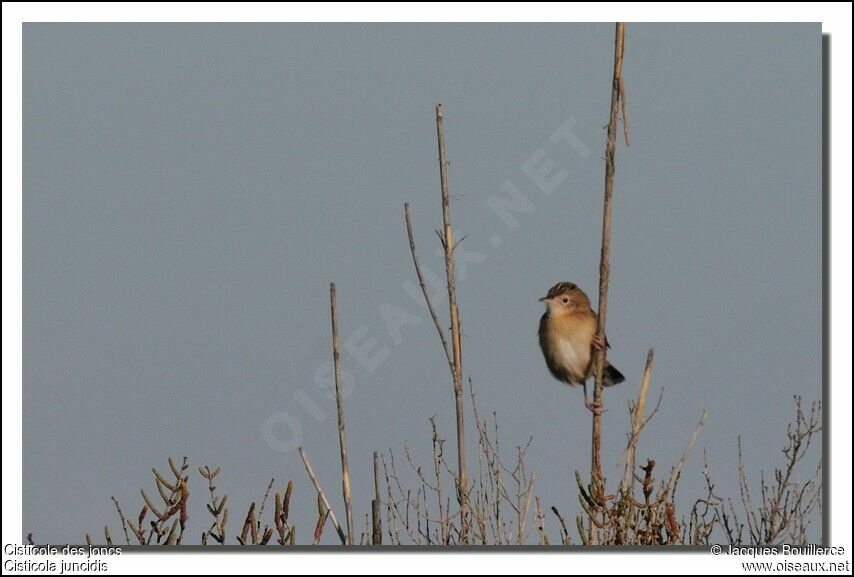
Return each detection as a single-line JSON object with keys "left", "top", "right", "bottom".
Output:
{"left": 585, "top": 399, "right": 607, "bottom": 416}
{"left": 592, "top": 333, "right": 607, "bottom": 351}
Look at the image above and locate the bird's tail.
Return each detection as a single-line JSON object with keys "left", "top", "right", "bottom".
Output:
{"left": 603, "top": 363, "right": 625, "bottom": 387}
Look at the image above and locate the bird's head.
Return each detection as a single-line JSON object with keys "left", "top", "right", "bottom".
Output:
{"left": 539, "top": 282, "right": 590, "bottom": 315}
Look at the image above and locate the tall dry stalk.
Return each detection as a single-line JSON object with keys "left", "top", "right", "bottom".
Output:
{"left": 591, "top": 22, "right": 627, "bottom": 484}
{"left": 329, "top": 283, "right": 355, "bottom": 544}
{"left": 403, "top": 105, "right": 469, "bottom": 542}
{"left": 434, "top": 103, "right": 469, "bottom": 542}
{"left": 372, "top": 451, "right": 382, "bottom": 545}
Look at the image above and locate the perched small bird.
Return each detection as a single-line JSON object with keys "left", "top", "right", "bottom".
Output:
{"left": 538, "top": 282, "right": 625, "bottom": 413}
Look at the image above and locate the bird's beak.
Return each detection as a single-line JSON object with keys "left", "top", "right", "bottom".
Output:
{"left": 538, "top": 296, "right": 548, "bottom": 303}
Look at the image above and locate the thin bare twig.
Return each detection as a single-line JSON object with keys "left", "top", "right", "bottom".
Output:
{"left": 404, "top": 202, "right": 453, "bottom": 370}
{"left": 619, "top": 76, "right": 631, "bottom": 146}
{"left": 666, "top": 409, "right": 709, "bottom": 494}
{"left": 110, "top": 496, "right": 131, "bottom": 545}
{"left": 298, "top": 447, "right": 347, "bottom": 545}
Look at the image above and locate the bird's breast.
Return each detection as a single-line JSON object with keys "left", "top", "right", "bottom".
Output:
{"left": 555, "top": 336, "right": 590, "bottom": 378}
{"left": 541, "top": 312, "right": 596, "bottom": 383}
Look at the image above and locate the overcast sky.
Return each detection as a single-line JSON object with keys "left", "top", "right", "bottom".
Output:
{"left": 24, "top": 23, "right": 821, "bottom": 544}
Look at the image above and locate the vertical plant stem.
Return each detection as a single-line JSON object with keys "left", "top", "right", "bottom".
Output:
{"left": 592, "top": 22, "right": 626, "bottom": 482}
{"left": 435, "top": 103, "right": 469, "bottom": 543}
{"left": 329, "top": 283, "right": 354, "bottom": 544}
{"left": 588, "top": 22, "right": 626, "bottom": 544}
{"left": 372, "top": 451, "right": 382, "bottom": 545}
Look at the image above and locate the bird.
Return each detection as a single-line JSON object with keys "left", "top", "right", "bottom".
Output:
{"left": 538, "top": 281, "right": 625, "bottom": 414}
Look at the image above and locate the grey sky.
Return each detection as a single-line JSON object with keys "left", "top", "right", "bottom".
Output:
{"left": 23, "top": 23, "right": 822, "bottom": 544}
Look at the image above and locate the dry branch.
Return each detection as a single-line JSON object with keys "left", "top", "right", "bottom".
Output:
{"left": 329, "top": 283, "right": 355, "bottom": 544}
{"left": 667, "top": 409, "right": 709, "bottom": 494}
{"left": 372, "top": 451, "right": 382, "bottom": 545}
{"left": 621, "top": 348, "right": 655, "bottom": 491}
{"left": 404, "top": 202, "right": 453, "bottom": 370}
{"left": 298, "top": 447, "right": 347, "bottom": 544}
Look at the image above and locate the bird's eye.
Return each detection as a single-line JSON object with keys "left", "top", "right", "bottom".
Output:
{"left": 561, "top": 297, "right": 569, "bottom": 304}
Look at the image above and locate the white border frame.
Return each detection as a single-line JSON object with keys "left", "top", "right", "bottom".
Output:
{"left": 3, "top": 3, "right": 850, "bottom": 574}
